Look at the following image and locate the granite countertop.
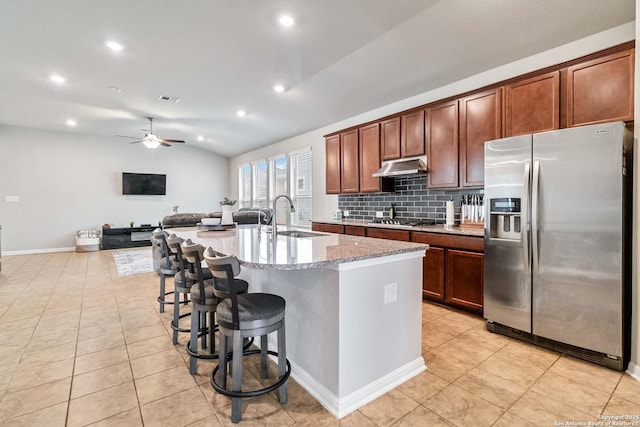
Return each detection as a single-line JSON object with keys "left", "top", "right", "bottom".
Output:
{"left": 169, "top": 225, "right": 427, "bottom": 270}
{"left": 312, "top": 218, "right": 485, "bottom": 237}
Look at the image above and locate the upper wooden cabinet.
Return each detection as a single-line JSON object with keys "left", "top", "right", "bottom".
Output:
{"left": 426, "top": 100, "right": 459, "bottom": 189}
{"left": 566, "top": 49, "right": 634, "bottom": 127}
{"left": 325, "top": 135, "right": 341, "bottom": 194}
{"left": 459, "top": 88, "right": 502, "bottom": 187}
{"left": 340, "top": 129, "right": 360, "bottom": 193}
{"left": 401, "top": 110, "right": 425, "bottom": 157}
{"left": 381, "top": 117, "right": 401, "bottom": 160}
{"left": 359, "top": 123, "right": 382, "bottom": 193}
{"left": 504, "top": 71, "right": 560, "bottom": 136}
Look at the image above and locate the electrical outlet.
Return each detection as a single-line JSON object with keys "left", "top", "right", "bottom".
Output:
{"left": 384, "top": 283, "right": 397, "bottom": 304}
{"left": 343, "top": 210, "right": 350, "bottom": 217}
{"left": 376, "top": 211, "right": 383, "bottom": 218}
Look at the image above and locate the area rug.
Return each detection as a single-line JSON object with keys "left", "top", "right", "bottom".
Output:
{"left": 112, "top": 249, "right": 155, "bottom": 276}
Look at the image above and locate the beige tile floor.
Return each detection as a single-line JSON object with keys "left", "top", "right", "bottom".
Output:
{"left": 0, "top": 249, "right": 639, "bottom": 426}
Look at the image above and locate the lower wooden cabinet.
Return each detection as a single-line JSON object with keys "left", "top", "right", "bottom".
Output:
{"left": 445, "top": 249, "right": 484, "bottom": 312}
{"left": 412, "top": 232, "right": 484, "bottom": 313}
{"left": 422, "top": 246, "right": 445, "bottom": 300}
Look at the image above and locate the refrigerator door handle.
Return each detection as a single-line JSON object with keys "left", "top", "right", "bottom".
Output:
{"left": 532, "top": 160, "right": 540, "bottom": 273}
{"left": 522, "top": 161, "right": 530, "bottom": 272}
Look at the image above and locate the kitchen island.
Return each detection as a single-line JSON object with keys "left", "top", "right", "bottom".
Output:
{"left": 170, "top": 225, "right": 428, "bottom": 418}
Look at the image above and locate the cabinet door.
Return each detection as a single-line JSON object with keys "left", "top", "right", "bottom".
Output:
{"left": 445, "top": 249, "right": 483, "bottom": 313}
{"left": 340, "top": 129, "right": 359, "bottom": 193}
{"left": 401, "top": 110, "right": 425, "bottom": 157}
{"left": 381, "top": 117, "right": 401, "bottom": 160}
{"left": 359, "top": 123, "right": 382, "bottom": 192}
{"left": 566, "top": 49, "right": 634, "bottom": 127}
{"left": 325, "top": 135, "right": 341, "bottom": 194}
{"left": 422, "top": 246, "right": 445, "bottom": 301}
{"left": 505, "top": 71, "right": 560, "bottom": 136}
{"left": 459, "top": 88, "right": 502, "bottom": 187}
{"left": 426, "top": 101, "right": 458, "bottom": 188}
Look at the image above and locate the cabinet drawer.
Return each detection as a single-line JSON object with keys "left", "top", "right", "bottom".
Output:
{"left": 344, "top": 225, "right": 366, "bottom": 236}
{"left": 411, "top": 231, "right": 484, "bottom": 252}
{"left": 366, "top": 228, "right": 410, "bottom": 241}
{"left": 311, "top": 223, "right": 345, "bottom": 234}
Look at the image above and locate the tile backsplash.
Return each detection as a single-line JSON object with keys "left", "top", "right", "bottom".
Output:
{"left": 338, "top": 176, "right": 483, "bottom": 223}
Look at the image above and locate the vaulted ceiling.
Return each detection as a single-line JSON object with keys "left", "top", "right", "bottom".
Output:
{"left": 0, "top": 0, "right": 634, "bottom": 157}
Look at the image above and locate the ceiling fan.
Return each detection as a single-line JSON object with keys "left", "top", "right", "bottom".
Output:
{"left": 118, "top": 117, "right": 186, "bottom": 148}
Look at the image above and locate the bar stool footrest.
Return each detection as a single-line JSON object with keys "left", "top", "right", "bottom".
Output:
{"left": 210, "top": 349, "right": 291, "bottom": 398}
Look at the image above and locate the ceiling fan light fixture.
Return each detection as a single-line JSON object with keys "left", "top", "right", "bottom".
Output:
{"left": 142, "top": 134, "right": 160, "bottom": 149}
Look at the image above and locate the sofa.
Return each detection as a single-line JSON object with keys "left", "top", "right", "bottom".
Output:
{"left": 161, "top": 207, "right": 273, "bottom": 228}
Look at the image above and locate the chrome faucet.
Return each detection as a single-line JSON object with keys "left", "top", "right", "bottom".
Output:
{"left": 272, "top": 195, "right": 295, "bottom": 239}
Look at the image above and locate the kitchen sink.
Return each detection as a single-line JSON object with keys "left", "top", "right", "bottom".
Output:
{"left": 277, "top": 230, "right": 326, "bottom": 238}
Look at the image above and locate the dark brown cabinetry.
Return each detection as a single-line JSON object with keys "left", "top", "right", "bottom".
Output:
{"left": 381, "top": 117, "right": 401, "bottom": 160}
{"left": 401, "top": 110, "right": 425, "bottom": 157}
{"left": 359, "top": 123, "right": 382, "bottom": 193}
{"left": 366, "top": 227, "right": 410, "bottom": 242}
{"left": 422, "top": 246, "right": 445, "bottom": 300}
{"left": 344, "top": 225, "right": 366, "bottom": 236}
{"left": 566, "top": 49, "right": 635, "bottom": 127}
{"left": 325, "top": 135, "right": 341, "bottom": 194}
{"left": 311, "top": 222, "right": 345, "bottom": 234}
{"left": 411, "top": 232, "right": 484, "bottom": 313}
{"left": 426, "top": 101, "right": 458, "bottom": 188}
{"left": 445, "top": 250, "right": 484, "bottom": 312}
{"left": 504, "top": 71, "right": 560, "bottom": 136}
{"left": 340, "top": 129, "right": 360, "bottom": 193}
{"left": 459, "top": 88, "right": 502, "bottom": 187}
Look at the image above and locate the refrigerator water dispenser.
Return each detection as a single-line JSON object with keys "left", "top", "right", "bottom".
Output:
{"left": 489, "top": 198, "right": 521, "bottom": 240}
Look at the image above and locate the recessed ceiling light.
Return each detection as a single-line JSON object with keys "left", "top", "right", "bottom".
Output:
{"left": 236, "top": 110, "right": 246, "bottom": 117}
{"left": 278, "top": 15, "right": 294, "bottom": 27}
{"left": 197, "top": 136, "right": 204, "bottom": 141}
{"left": 50, "top": 74, "right": 66, "bottom": 84}
{"left": 273, "top": 84, "right": 285, "bottom": 93}
{"left": 65, "top": 119, "right": 77, "bottom": 127}
{"left": 105, "top": 40, "right": 124, "bottom": 51}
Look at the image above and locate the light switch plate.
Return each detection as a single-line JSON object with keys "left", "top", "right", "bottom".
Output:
{"left": 343, "top": 211, "right": 350, "bottom": 217}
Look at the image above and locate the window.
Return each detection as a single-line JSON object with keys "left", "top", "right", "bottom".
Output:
{"left": 238, "top": 148, "right": 312, "bottom": 227}
{"left": 238, "top": 165, "right": 252, "bottom": 209}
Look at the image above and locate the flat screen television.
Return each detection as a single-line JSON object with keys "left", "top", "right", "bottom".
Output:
{"left": 122, "top": 172, "right": 166, "bottom": 195}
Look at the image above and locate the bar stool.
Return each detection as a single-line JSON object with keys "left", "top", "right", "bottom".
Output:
{"left": 150, "top": 231, "right": 183, "bottom": 314}
{"left": 205, "top": 253, "right": 290, "bottom": 423}
{"left": 181, "top": 243, "right": 250, "bottom": 374}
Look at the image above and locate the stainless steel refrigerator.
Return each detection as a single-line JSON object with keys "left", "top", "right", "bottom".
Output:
{"left": 483, "top": 121, "right": 632, "bottom": 370}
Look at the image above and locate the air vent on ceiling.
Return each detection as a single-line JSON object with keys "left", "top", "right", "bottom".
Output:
{"left": 158, "top": 95, "right": 181, "bottom": 103}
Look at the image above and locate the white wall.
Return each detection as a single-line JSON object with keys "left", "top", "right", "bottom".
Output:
{"left": 230, "top": 22, "right": 635, "bottom": 224}
{"left": 0, "top": 125, "right": 229, "bottom": 253}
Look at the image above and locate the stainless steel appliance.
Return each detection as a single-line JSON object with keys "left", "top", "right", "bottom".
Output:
{"left": 484, "top": 122, "right": 632, "bottom": 370}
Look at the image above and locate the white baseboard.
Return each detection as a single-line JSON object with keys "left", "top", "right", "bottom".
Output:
{"left": 2, "top": 247, "right": 75, "bottom": 256}
{"left": 626, "top": 362, "right": 640, "bottom": 381}
{"left": 290, "top": 356, "right": 426, "bottom": 419}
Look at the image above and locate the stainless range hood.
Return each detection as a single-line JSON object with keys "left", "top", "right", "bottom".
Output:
{"left": 372, "top": 155, "right": 427, "bottom": 177}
